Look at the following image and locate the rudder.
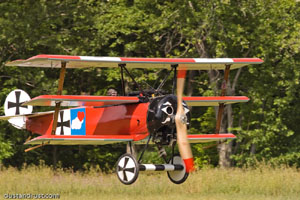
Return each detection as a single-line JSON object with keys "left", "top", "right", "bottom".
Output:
{"left": 4, "top": 89, "right": 33, "bottom": 129}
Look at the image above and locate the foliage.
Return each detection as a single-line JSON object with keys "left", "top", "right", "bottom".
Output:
{"left": 0, "top": 0, "right": 300, "bottom": 170}
{"left": 0, "top": 136, "right": 13, "bottom": 163}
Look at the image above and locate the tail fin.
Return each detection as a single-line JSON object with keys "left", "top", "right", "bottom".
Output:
{"left": 4, "top": 89, "right": 33, "bottom": 129}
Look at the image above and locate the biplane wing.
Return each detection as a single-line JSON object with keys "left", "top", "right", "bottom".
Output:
{"left": 183, "top": 96, "right": 249, "bottom": 106}
{"left": 25, "top": 135, "right": 137, "bottom": 145}
{"left": 188, "top": 134, "right": 236, "bottom": 143}
{"left": 24, "top": 133, "right": 235, "bottom": 145}
{"left": 6, "top": 54, "right": 263, "bottom": 70}
{"left": 22, "top": 95, "right": 140, "bottom": 107}
{"left": 22, "top": 95, "right": 248, "bottom": 107}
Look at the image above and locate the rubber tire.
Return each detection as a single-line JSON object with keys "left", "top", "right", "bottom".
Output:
{"left": 167, "top": 155, "right": 189, "bottom": 184}
{"left": 116, "top": 153, "right": 139, "bottom": 185}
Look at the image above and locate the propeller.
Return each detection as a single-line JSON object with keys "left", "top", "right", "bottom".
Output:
{"left": 175, "top": 66, "right": 195, "bottom": 173}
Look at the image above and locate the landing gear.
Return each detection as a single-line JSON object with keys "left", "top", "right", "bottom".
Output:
{"left": 167, "top": 155, "right": 189, "bottom": 184}
{"left": 116, "top": 153, "right": 139, "bottom": 185}
{"left": 115, "top": 146, "right": 190, "bottom": 185}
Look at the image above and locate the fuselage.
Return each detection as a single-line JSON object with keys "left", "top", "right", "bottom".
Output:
{"left": 25, "top": 94, "right": 190, "bottom": 145}
{"left": 26, "top": 103, "right": 149, "bottom": 139}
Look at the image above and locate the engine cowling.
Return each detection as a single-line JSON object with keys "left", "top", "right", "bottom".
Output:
{"left": 146, "top": 94, "right": 190, "bottom": 145}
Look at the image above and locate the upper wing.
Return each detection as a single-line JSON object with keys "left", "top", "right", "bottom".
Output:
{"left": 6, "top": 55, "right": 263, "bottom": 70}
{"left": 22, "top": 95, "right": 140, "bottom": 107}
{"left": 183, "top": 96, "right": 249, "bottom": 106}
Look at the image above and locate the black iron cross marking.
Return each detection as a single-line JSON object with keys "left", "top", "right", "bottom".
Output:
{"left": 117, "top": 157, "right": 135, "bottom": 182}
{"left": 57, "top": 111, "right": 70, "bottom": 135}
{"left": 7, "top": 91, "right": 28, "bottom": 115}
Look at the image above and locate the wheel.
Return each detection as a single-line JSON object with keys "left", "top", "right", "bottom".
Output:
{"left": 167, "top": 155, "right": 189, "bottom": 184}
{"left": 116, "top": 153, "right": 139, "bottom": 185}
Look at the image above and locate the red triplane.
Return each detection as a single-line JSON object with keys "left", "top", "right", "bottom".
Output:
{"left": 0, "top": 55, "right": 263, "bottom": 184}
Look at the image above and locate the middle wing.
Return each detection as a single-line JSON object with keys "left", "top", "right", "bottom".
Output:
{"left": 183, "top": 96, "right": 249, "bottom": 106}
{"left": 22, "top": 95, "right": 140, "bottom": 107}
{"left": 22, "top": 95, "right": 249, "bottom": 107}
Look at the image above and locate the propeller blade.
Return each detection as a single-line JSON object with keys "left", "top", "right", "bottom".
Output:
{"left": 175, "top": 67, "right": 195, "bottom": 173}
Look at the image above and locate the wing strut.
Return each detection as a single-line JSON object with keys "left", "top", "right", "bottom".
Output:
{"left": 25, "top": 141, "right": 50, "bottom": 152}
{"left": 119, "top": 64, "right": 126, "bottom": 96}
{"left": 215, "top": 64, "right": 231, "bottom": 134}
{"left": 51, "top": 61, "right": 67, "bottom": 135}
{"left": 119, "top": 64, "right": 145, "bottom": 96}
{"left": 171, "top": 64, "right": 177, "bottom": 95}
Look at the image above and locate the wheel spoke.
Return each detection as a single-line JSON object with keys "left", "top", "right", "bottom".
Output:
{"left": 123, "top": 170, "right": 128, "bottom": 182}
{"left": 124, "top": 167, "right": 135, "bottom": 174}
{"left": 123, "top": 157, "right": 129, "bottom": 168}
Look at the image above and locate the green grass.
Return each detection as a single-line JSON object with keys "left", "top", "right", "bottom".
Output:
{"left": 0, "top": 165, "right": 299, "bottom": 200}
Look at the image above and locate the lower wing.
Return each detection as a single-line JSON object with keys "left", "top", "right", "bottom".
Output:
{"left": 25, "top": 133, "right": 235, "bottom": 145}
{"left": 25, "top": 135, "right": 137, "bottom": 145}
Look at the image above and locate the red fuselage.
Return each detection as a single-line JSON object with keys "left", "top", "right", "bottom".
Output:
{"left": 26, "top": 103, "right": 150, "bottom": 141}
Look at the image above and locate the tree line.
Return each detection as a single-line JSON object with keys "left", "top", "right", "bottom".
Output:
{"left": 0, "top": 0, "right": 299, "bottom": 171}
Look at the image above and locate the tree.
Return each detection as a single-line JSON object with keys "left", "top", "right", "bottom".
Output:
{"left": 1, "top": 0, "right": 299, "bottom": 170}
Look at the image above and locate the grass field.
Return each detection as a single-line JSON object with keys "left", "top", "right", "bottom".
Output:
{"left": 0, "top": 164, "right": 299, "bottom": 200}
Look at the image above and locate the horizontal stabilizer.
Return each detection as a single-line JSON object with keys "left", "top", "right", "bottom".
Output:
{"left": 22, "top": 95, "right": 140, "bottom": 107}
{"left": 0, "top": 111, "right": 53, "bottom": 120}
{"left": 188, "top": 134, "right": 236, "bottom": 143}
{"left": 6, "top": 55, "right": 263, "bottom": 70}
{"left": 183, "top": 96, "right": 249, "bottom": 106}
